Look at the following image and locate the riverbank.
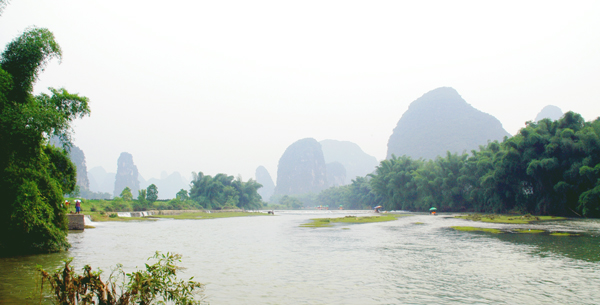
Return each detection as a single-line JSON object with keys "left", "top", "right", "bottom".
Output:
{"left": 84, "top": 209, "right": 269, "bottom": 222}
{"left": 150, "top": 210, "right": 270, "bottom": 220}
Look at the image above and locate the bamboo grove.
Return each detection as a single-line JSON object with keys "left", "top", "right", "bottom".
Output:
{"left": 368, "top": 112, "right": 600, "bottom": 217}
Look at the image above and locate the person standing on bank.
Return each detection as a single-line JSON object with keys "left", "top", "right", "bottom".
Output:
{"left": 75, "top": 200, "right": 81, "bottom": 214}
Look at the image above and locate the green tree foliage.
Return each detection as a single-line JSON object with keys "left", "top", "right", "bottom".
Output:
{"left": 346, "top": 176, "right": 383, "bottom": 209}
{"left": 176, "top": 189, "right": 189, "bottom": 201}
{"left": 365, "top": 112, "right": 600, "bottom": 217}
{"left": 0, "top": 28, "right": 89, "bottom": 255}
{"left": 316, "top": 186, "right": 350, "bottom": 209}
{"left": 279, "top": 195, "right": 304, "bottom": 209}
{"left": 38, "top": 252, "right": 204, "bottom": 304}
{"left": 189, "top": 172, "right": 263, "bottom": 210}
{"left": 147, "top": 184, "right": 158, "bottom": 202}
{"left": 137, "top": 189, "right": 147, "bottom": 203}
{"left": 120, "top": 187, "right": 133, "bottom": 201}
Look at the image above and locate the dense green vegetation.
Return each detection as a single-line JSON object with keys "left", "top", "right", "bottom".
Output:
{"left": 0, "top": 27, "right": 89, "bottom": 255}
{"left": 365, "top": 112, "right": 600, "bottom": 217}
{"left": 189, "top": 172, "right": 263, "bottom": 210}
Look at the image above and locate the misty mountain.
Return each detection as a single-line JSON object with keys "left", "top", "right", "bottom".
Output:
{"left": 49, "top": 137, "right": 90, "bottom": 191}
{"left": 88, "top": 166, "right": 115, "bottom": 194}
{"left": 114, "top": 152, "right": 140, "bottom": 197}
{"left": 326, "top": 162, "right": 346, "bottom": 187}
{"left": 535, "top": 105, "right": 563, "bottom": 122}
{"left": 139, "top": 171, "right": 189, "bottom": 200}
{"left": 274, "top": 138, "right": 328, "bottom": 196}
{"left": 387, "top": 87, "right": 510, "bottom": 160}
{"left": 319, "top": 139, "right": 378, "bottom": 184}
{"left": 255, "top": 166, "right": 275, "bottom": 202}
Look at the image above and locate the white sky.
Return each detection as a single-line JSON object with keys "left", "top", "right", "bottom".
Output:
{"left": 1, "top": 0, "right": 599, "bottom": 183}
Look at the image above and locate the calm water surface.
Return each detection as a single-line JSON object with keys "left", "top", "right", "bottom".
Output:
{"left": 1, "top": 211, "right": 599, "bottom": 304}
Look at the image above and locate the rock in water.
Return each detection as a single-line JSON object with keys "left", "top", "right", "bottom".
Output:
{"left": 535, "top": 105, "right": 563, "bottom": 122}
{"left": 274, "top": 138, "right": 327, "bottom": 196}
{"left": 326, "top": 162, "right": 346, "bottom": 187}
{"left": 113, "top": 152, "right": 140, "bottom": 197}
{"left": 255, "top": 166, "right": 275, "bottom": 202}
{"left": 320, "top": 139, "right": 378, "bottom": 184}
{"left": 386, "top": 87, "right": 510, "bottom": 160}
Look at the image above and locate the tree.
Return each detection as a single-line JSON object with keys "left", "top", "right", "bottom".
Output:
{"left": 189, "top": 172, "right": 263, "bottom": 209}
{"left": 137, "top": 189, "right": 147, "bottom": 202}
{"left": 279, "top": 195, "right": 303, "bottom": 209}
{"left": 146, "top": 184, "right": 159, "bottom": 202}
{"left": 176, "top": 189, "right": 189, "bottom": 201}
{"left": 120, "top": 187, "right": 133, "bottom": 201}
{"left": 0, "top": 27, "right": 89, "bottom": 255}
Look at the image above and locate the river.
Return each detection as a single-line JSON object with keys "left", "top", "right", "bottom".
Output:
{"left": 1, "top": 211, "right": 599, "bottom": 304}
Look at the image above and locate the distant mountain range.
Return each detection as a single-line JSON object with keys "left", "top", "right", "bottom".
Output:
{"left": 535, "top": 105, "right": 563, "bottom": 122}
{"left": 255, "top": 166, "right": 275, "bottom": 202}
{"left": 320, "top": 139, "right": 378, "bottom": 184}
{"left": 81, "top": 90, "right": 571, "bottom": 201}
{"left": 273, "top": 138, "right": 328, "bottom": 196}
{"left": 88, "top": 151, "right": 188, "bottom": 200}
{"left": 387, "top": 87, "right": 510, "bottom": 160}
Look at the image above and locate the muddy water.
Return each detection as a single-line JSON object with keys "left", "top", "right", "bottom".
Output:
{"left": 1, "top": 211, "right": 599, "bottom": 304}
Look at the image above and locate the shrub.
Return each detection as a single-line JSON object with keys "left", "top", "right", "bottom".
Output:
{"left": 37, "top": 252, "right": 204, "bottom": 304}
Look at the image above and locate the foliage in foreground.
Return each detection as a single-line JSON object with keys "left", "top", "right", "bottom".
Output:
{"left": 37, "top": 252, "right": 204, "bottom": 305}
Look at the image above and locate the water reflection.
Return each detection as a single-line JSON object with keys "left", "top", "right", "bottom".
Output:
{"left": 0, "top": 242, "right": 72, "bottom": 304}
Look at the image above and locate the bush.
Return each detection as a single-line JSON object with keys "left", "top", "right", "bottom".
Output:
{"left": 37, "top": 252, "right": 204, "bottom": 304}
{"left": 109, "top": 213, "right": 118, "bottom": 218}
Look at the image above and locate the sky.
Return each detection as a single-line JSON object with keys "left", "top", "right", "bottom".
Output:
{"left": 1, "top": 0, "right": 599, "bottom": 184}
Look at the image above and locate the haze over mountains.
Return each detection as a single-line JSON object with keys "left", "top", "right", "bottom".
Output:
{"left": 535, "top": 105, "right": 563, "bottom": 122}
{"left": 74, "top": 87, "right": 578, "bottom": 201}
{"left": 387, "top": 87, "right": 510, "bottom": 160}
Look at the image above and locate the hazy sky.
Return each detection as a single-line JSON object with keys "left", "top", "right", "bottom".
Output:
{"left": 1, "top": 0, "right": 599, "bottom": 183}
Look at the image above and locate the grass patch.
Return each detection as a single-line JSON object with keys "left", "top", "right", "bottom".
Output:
{"left": 515, "top": 229, "right": 544, "bottom": 234}
{"left": 550, "top": 232, "right": 580, "bottom": 236}
{"left": 300, "top": 214, "right": 409, "bottom": 228}
{"left": 413, "top": 222, "right": 424, "bottom": 225}
{"left": 455, "top": 214, "right": 566, "bottom": 224}
{"left": 151, "top": 211, "right": 269, "bottom": 220}
{"left": 451, "top": 226, "right": 503, "bottom": 234}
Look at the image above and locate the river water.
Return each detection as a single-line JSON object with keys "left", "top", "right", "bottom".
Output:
{"left": 1, "top": 211, "right": 599, "bottom": 304}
